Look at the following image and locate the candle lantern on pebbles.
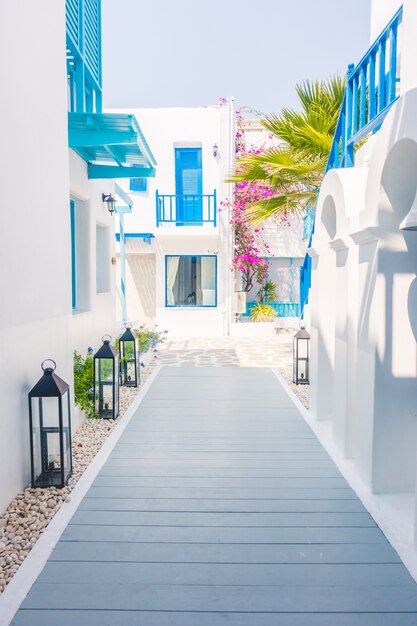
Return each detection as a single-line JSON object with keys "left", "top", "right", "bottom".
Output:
{"left": 94, "top": 335, "right": 119, "bottom": 419}
{"left": 28, "top": 360, "right": 72, "bottom": 488}
{"left": 293, "top": 325, "right": 310, "bottom": 385}
{"left": 119, "top": 323, "right": 139, "bottom": 387}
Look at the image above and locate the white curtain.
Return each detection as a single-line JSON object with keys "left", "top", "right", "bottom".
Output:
{"left": 167, "top": 257, "right": 180, "bottom": 305}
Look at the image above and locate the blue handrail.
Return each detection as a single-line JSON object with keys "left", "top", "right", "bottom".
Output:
{"left": 156, "top": 191, "right": 217, "bottom": 226}
{"left": 300, "top": 5, "right": 403, "bottom": 316}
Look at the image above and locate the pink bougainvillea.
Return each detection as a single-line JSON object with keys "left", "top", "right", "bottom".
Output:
{"left": 220, "top": 104, "right": 283, "bottom": 293}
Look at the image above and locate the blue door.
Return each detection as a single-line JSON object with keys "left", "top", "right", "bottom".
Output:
{"left": 175, "top": 148, "right": 202, "bottom": 224}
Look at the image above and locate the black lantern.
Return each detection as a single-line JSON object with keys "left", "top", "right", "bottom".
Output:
{"left": 28, "top": 360, "right": 72, "bottom": 488}
{"left": 102, "top": 193, "right": 116, "bottom": 215}
{"left": 293, "top": 325, "right": 310, "bottom": 385}
{"left": 119, "top": 323, "right": 139, "bottom": 387}
{"left": 94, "top": 335, "right": 119, "bottom": 419}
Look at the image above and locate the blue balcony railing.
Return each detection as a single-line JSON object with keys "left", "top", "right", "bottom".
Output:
{"left": 328, "top": 6, "right": 402, "bottom": 171}
{"left": 300, "top": 5, "right": 403, "bottom": 316}
{"left": 243, "top": 302, "right": 301, "bottom": 318}
{"left": 156, "top": 191, "right": 217, "bottom": 226}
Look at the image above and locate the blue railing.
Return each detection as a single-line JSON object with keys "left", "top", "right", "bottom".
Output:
{"left": 66, "top": 0, "right": 102, "bottom": 113}
{"left": 244, "top": 302, "right": 301, "bottom": 318}
{"left": 300, "top": 5, "right": 403, "bottom": 316}
{"left": 156, "top": 191, "right": 217, "bottom": 226}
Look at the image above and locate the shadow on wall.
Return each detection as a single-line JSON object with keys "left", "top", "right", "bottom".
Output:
{"left": 369, "top": 137, "right": 417, "bottom": 493}
{"left": 127, "top": 254, "right": 156, "bottom": 321}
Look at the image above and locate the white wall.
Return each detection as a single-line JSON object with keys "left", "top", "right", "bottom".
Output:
{"left": 0, "top": 0, "right": 72, "bottom": 513}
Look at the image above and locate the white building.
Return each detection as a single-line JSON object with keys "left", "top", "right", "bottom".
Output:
{"left": 0, "top": 0, "right": 155, "bottom": 514}
{"left": 306, "top": 0, "right": 417, "bottom": 574}
{"left": 114, "top": 110, "right": 306, "bottom": 337}
{"left": 112, "top": 103, "right": 234, "bottom": 337}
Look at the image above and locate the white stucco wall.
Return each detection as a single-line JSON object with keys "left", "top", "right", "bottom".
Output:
{"left": 0, "top": 2, "right": 121, "bottom": 514}
{"left": 0, "top": 1, "right": 72, "bottom": 513}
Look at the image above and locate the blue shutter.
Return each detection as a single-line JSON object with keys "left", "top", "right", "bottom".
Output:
{"left": 175, "top": 148, "right": 202, "bottom": 223}
{"left": 130, "top": 164, "right": 148, "bottom": 192}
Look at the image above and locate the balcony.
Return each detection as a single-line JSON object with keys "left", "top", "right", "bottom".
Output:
{"left": 156, "top": 191, "right": 217, "bottom": 227}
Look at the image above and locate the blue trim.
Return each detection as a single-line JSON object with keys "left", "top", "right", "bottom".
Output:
{"left": 175, "top": 148, "right": 203, "bottom": 223}
{"left": 115, "top": 233, "right": 154, "bottom": 244}
{"left": 299, "top": 6, "right": 403, "bottom": 317}
{"left": 114, "top": 183, "right": 133, "bottom": 210}
{"left": 70, "top": 200, "right": 76, "bottom": 310}
{"left": 165, "top": 255, "right": 217, "bottom": 308}
{"left": 244, "top": 302, "right": 301, "bottom": 318}
{"left": 88, "top": 164, "right": 156, "bottom": 179}
{"left": 156, "top": 192, "right": 217, "bottom": 226}
{"left": 130, "top": 164, "right": 148, "bottom": 192}
{"left": 119, "top": 213, "right": 127, "bottom": 321}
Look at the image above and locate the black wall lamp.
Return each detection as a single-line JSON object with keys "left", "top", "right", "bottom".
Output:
{"left": 102, "top": 193, "right": 116, "bottom": 215}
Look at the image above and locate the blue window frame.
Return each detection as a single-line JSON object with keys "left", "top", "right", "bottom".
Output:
{"left": 130, "top": 164, "right": 148, "bottom": 192}
{"left": 175, "top": 148, "right": 202, "bottom": 223}
{"left": 70, "top": 200, "right": 76, "bottom": 309}
{"left": 165, "top": 255, "right": 217, "bottom": 308}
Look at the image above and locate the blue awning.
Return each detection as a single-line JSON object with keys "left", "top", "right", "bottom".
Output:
{"left": 68, "top": 112, "right": 157, "bottom": 179}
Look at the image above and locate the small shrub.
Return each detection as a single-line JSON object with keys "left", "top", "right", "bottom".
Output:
{"left": 250, "top": 303, "right": 277, "bottom": 322}
{"left": 73, "top": 349, "right": 95, "bottom": 417}
{"left": 257, "top": 280, "right": 278, "bottom": 303}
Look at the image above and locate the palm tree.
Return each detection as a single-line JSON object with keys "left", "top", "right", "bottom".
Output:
{"left": 231, "top": 77, "right": 345, "bottom": 225}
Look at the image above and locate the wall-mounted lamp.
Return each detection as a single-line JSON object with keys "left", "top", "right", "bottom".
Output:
{"left": 102, "top": 193, "right": 116, "bottom": 215}
{"left": 213, "top": 143, "right": 219, "bottom": 158}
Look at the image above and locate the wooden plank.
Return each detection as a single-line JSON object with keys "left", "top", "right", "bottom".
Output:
{"left": 37, "top": 562, "right": 413, "bottom": 587}
{"left": 10, "top": 610, "right": 417, "bottom": 626}
{"left": 91, "top": 476, "right": 349, "bottom": 489}
{"left": 20, "top": 582, "right": 417, "bottom": 612}
{"left": 84, "top": 486, "right": 358, "bottom": 499}
{"left": 49, "top": 540, "right": 401, "bottom": 564}
{"left": 70, "top": 510, "right": 376, "bottom": 528}
{"left": 61, "top": 524, "right": 386, "bottom": 544}
{"left": 97, "top": 466, "right": 343, "bottom": 478}
{"left": 78, "top": 497, "right": 367, "bottom": 513}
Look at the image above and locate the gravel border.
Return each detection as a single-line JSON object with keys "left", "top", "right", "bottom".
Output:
{"left": 0, "top": 365, "right": 154, "bottom": 595}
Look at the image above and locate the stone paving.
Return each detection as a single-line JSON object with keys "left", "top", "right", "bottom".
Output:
{"left": 155, "top": 332, "right": 309, "bottom": 408}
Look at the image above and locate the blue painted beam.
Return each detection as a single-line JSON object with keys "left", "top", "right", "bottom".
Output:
{"left": 88, "top": 165, "right": 156, "bottom": 179}
{"left": 115, "top": 233, "right": 155, "bottom": 242}
{"left": 68, "top": 130, "right": 139, "bottom": 147}
{"left": 115, "top": 183, "right": 133, "bottom": 209}
{"left": 119, "top": 213, "right": 127, "bottom": 322}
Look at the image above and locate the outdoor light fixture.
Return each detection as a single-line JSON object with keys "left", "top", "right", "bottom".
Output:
{"left": 213, "top": 143, "right": 219, "bottom": 158}
{"left": 94, "top": 335, "right": 119, "bottom": 419}
{"left": 102, "top": 193, "right": 116, "bottom": 215}
{"left": 28, "top": 360, "right": 72, "bottom": 488}
{"left": 118, "top": 323, "right": 139, "bottom": 388}
{"left": 293, "top": 325, "right": 310, "bottom": 385}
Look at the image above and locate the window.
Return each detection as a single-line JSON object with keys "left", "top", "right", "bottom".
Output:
{"left": 166, "top": 255, "right": 216, "bottom": 307}
{"left": 70, "top": 199, "right": 91, "bottom": 312}
{"left": 130, "top": 164, "right": 148, "bottom": 192}
{"left": 96, "top": 225, "right": 111, "bottom": 293}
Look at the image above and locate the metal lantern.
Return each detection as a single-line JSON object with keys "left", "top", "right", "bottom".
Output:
{"left": 28, "top": 360, "right": 72, "bottom": 488}
{"left": 94, "top": 335, "right": 119, "bottom": 419}
{"left": 119, "top": 323, "right": 139, "bottom": 387}
{"left": 293, "top": 325, "right": 310, "bottom": 385}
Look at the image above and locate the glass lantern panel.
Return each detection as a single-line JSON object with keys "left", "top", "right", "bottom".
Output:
{"left": 297, "top": 359, "right": 308, "bottom": 382}
{"left": 121, "top": 340, "right": 135, "bottom": 361}
{"left": 298, "top": 338, "right": 309, "bottom": 359}
{"left": 95, "top": 358, "right": 114, "bottom": 418}
{"left": 61, "top": 391, "right": 72, "bottom": 481}
{"left": 30, "top": 397, "right": 62, "bottom": 487}
{"left": 125, "top": 361, "right": 136, "bottom": 383}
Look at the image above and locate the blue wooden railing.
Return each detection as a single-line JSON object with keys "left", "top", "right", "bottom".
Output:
{"left": 300, "top": 5, "right": 403, "bottom": 316}
{"left": 156, "top": 191, "right": 217, "bottom": 226}
{"left": 66, "top": 0, "right": 102, "bottom": 113}
{"left": 244, "top": 302, "right": 301, "bottom": 318}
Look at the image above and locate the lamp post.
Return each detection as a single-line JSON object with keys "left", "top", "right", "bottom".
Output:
{"left": 119, "top": 323, "right": 139, "bottom": 387}
{"left": 94, "top": 335, "right": 119, "bottom": 419}
{"left": 293, "top": 325, "right": 310, "bottom": 385}
{"left": 28, "top": 360, "right": 72, "bottom": 488}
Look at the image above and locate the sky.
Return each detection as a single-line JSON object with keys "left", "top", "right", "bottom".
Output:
{"left": 102, "top": 0, "right": 371, "bottom": 116}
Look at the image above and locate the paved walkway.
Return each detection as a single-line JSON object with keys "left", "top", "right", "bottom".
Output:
{"left": 156, "top": 334, "right": 293, "bottom": 368}
{"left": 12, "top": 368, "right": 417, "bottom": 625}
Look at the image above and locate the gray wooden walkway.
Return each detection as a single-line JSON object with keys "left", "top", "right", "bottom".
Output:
{"left": 11, "top": 368, "right": 417, "bottom": 625}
